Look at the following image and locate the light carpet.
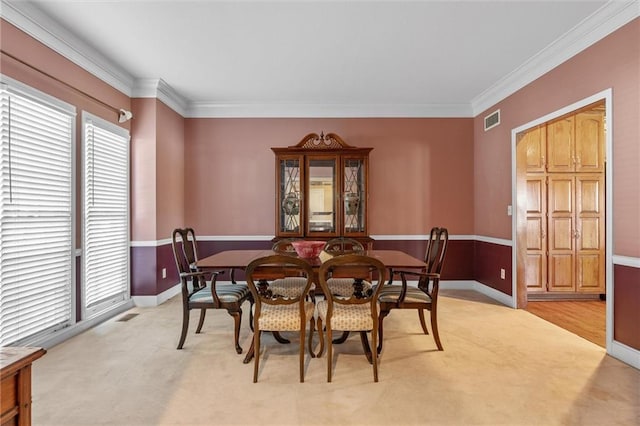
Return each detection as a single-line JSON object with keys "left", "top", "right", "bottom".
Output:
{"left": 32, "top": 290, "right": 639, "bottom": 425}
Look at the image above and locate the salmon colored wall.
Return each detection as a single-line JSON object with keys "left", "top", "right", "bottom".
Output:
{"left": 156, "top": 101, "right": 185, "bottom": 240}
{"left": 184, "top": 118, "right": 474, "bottom": 236}
{"left": 130, "top": 98, "right": 158, "bottom": 241}
{"left": 473, "top": 19, "right": 639, "bottom": 257}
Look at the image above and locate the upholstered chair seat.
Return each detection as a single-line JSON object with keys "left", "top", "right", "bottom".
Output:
{"left": 377, "top": 286, "right": 432, "bottom": 304}
{"left": 317, "top": 299, "right": 379, "bottom": 331}
{"left": 190, "top": 284, "right": 251, "bottom": 304}
{"left": 255, "top": 301, "right": 316, "bottom": 331}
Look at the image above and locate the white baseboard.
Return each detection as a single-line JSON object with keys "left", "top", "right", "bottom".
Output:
{"left": 441, "top": 280, "right": 515, "bottom": 307}
{"left": 610, "top": 340, "right": 640, "bottom": 370}
{"left": 132, "top": 282, "right": 181, "bottom": 307}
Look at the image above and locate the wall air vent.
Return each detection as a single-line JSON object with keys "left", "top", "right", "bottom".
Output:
{"left": 484, "top": 109, "right": 501, "bottom": 131}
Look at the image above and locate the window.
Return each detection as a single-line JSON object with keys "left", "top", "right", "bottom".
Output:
{"left": 0, "top": 77, "right": 75, "bottom": 346}
{"left": 82, "top": 112, "right": 130, "bottom": 318}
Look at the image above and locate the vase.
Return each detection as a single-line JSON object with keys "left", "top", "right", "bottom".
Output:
{"left": 344, "top": 192, "right": 360, "bottom": 215}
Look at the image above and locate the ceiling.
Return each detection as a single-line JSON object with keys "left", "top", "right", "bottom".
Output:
{"left": 3, "top": 1, "right": 635, "bottom": 117}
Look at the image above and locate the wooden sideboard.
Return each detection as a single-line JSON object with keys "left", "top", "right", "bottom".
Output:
{"left": 1, "top": 347, "right": 46, "bottom": 426}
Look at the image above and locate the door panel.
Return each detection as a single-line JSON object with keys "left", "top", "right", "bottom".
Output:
{"left": 548, "top": 253, "right": 575, "bottom": 291}
{"left": 526, "top": 176, "right": 547, "bottom": 292}
{"left": 526, "top": 253, "right": 546, "bottom": 292}
{"left": 524, "top": 126, "right": 546, "bottom": 172}
{"left": 548, "top": 176, "right": 573, "bottom": 214}
{"left": 577, "top": 254, "right": 602, "bottom": 291}
{"left": 547, "top": 117, "right": 574, "bottom": 172}
{"left": 548, "top": 176, "right": 574, "bottom": 292}
{"left": 575, "top": 111, "right": 605, "bottom": 172}
{"left": 526, "top": 178, "right": 545, "bottom": 214}
{"left": 576, "top": 175, "right": 605, "bottom": 292}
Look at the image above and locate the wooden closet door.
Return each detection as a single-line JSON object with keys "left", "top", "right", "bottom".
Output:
{"left": 547, "top": 175, "right": 575, "bottom": 292}
{"left": 525, "top": 176, "right": 547, "bottom": 292}
{"left": 547, "top": 117, "right": 575, "bottom": 173}
{"left": 575, "top": 110, "right": 605, "bottom": 173}
{"left": 575, "top": 174, "right": 605, "bottom": 292}
{"left": 524, "top": 126, "right": 547, "bottom": 173}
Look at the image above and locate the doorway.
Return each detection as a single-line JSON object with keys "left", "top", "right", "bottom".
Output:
{"left": 512, "top": 90, "right": 613, "bottom": 350}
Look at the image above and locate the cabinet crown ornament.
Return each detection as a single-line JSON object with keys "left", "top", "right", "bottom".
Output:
{"left": 291, "top": 131, "right": 355, "bottom": 150}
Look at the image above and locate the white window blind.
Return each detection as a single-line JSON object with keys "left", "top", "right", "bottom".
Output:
{"left": 83, "top": 113, "right": 129, "bottom": 317}
{"left": 0, "top": 79, "right": 75, "bottom": 346}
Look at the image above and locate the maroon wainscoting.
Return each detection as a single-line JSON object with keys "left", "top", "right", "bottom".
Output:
{"left": 131, "top": 244, "right": 185, "bottom": 296}
{"left": 473, "top": 240, "right": 512, "bottom": 295}
{"left": 613, "top": 264, "right": 640, "bottom": 350}
{"left": 372, "top": 239, "right": 474, "bottom": 280}
{"left": 198, "top": 240, "right": 273, "bottom": 282}
{"left": 132, "top": 238, "right": 500, "bottom": 296}
{"left": 131, "top": 246, "right": 159, "bottom": 296}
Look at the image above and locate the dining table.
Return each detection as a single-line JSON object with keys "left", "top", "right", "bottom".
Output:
{"left": 196, "top": 249, "right": 427, "bottom": 363}
{"left": 196, "top": 249, "right": 427, "bottom": 271}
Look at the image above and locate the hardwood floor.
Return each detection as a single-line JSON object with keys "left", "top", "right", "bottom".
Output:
{"left": 525, "top": 300, "right": 606, "bottom": 348}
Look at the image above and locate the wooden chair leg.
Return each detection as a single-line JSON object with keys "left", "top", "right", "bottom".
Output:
{"left": 299, "top": 327, "right": 306, "bottom": 383}
{"left": 195, "top": 309, "right": 206, "bottom": 333}
{"left": 377, "top": 309, "right": 391, "bottom": 354}
{"left": 273, "top": 331, "right": 290, "bottom": 344}
{"left": 418, "top": 309, "right": 429, "bottom": 335}
{"left": 308, "top": 318, "right": 316, "bottom": 358}
{"left": 253, "top": 330, "right": 261, "bottom": 383}
{"left": 430, "top": 308, "right": 443, "bottom": 351}
{"left": 177, "top": 307, "right": 190, "bottom": 349}
{"left": 360, "top": 331, "right": 373, "bottom": 364}
{"left": 326, "top": 325, "right": 333, "bottom": 383}
{"left": 333, "top": 331, "right": 350, "bottom": 344}
{"left": 249, "top": 300, "right": 254, "bottom": 332}
{"left": 371, "top": 328, "right": 379, "bottom": 382}
{"left": 316, "top": 318, "right": 325, "bottom": 358}
{"left": 228, "top": 309, "right": 243, "bottom": 354}
{"left": 243, "top": 334, "right": 255, "bottom": 364}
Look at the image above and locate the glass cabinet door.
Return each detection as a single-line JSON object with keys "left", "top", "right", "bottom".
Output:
{"left": 306, "top": 156, "right": 338, "bottom": 236}
{"left": 277, "top": 156, "right": 302, "bottom": 236}
{"left": 342, "top": 156, "right": 367, "bottom": 235}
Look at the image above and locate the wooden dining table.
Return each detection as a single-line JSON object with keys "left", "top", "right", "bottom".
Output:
{"left": 196, "top": 249, "right": 427, "bottom": 271}
{"left": 196, "top": 249, "right": 427, "bottom": 363}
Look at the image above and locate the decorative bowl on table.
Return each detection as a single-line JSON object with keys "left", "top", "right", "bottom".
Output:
{"left": 290, "top": 240, "right": 326, "bottom": 259}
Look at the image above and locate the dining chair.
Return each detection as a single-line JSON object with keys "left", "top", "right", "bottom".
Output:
{"left": 272, "top": 238, "right": 299, "bottom": 254}
{"left": 323, "top": 237, "right": 364, "bottom": 255}
{"left": 377, "top": 227, "right": 449, "bottom": 353}
{"left": 245, "top": 254, "right": 316, "bottom": 383}
{"left": 316, "top": 254, "right": 386, "bottom": 382}
{"left": 171, "top": 228, "right": 253, "bottom": 353}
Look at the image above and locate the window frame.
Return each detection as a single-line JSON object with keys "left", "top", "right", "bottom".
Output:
{"left": 81, "top": 111, "right": 131, "bottom": 319}
{"left": 0, "top": 74, "right": 77, "bottom": 346}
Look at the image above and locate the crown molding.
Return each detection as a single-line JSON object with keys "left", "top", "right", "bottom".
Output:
{"left": 185, "top": 102, "right": 473, "bottom": 118}
{"left": 3, "top": 0, "right": 637, "bottom": 119}
{"left": 1, "top": 0, "right": 135, "bottom": 97}
{"left": 132, "top": 78, "right": 188, "bottom": 116}
{"left": 471, "top": 1, "right": 640, "bottom": 116}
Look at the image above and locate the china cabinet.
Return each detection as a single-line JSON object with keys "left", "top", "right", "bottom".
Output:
{"left": 272, "top": 132, "right": 372, "bottom": 243}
